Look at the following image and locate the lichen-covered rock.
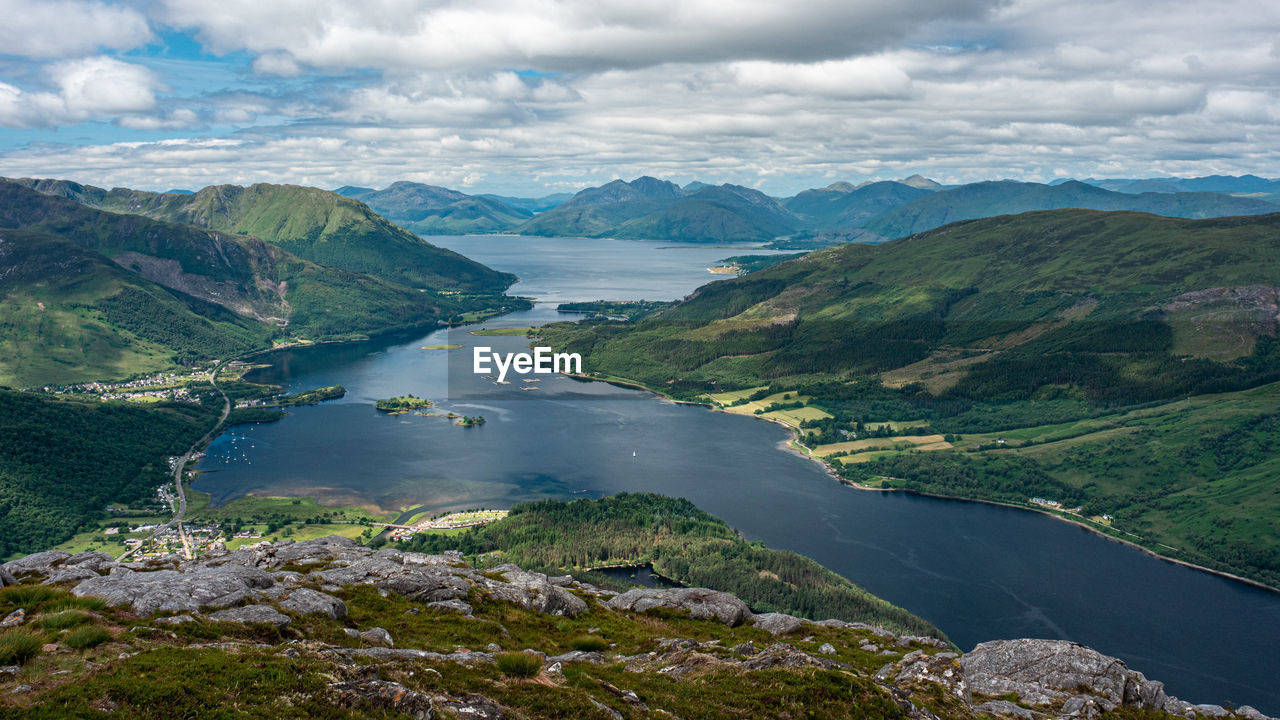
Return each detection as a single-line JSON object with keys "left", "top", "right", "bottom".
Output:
{"left": 482, "top": 566, "right": 587, "bottom": 617}
{"left": 606, "top": 588, "right": 752, "bottom": 626}
{"left": 208, "top": 604, "right": 291, "bottom": 628}
{"left": 427, "top": 599, "right": 473, "bottom": 616}
{"left": 279, "top": 588, "right": 347, "bottom": 620}
{"left": 0, "top": 609, "right": 25, "bottom": 628}
{"left": 0, "top": 566, "right": 16, "bottom": 587}
{"left": 329, "top": 679, "right": 505, "bottom": 719}
{"left": 2, "top": 550, "right": 70, "bottom": 576}
{"left": 961, "top": 639, "right": 1169, "bottom": 712}
{"left": 973, "top": 699, "right": 1039, "bottom": 720}
{"left": 359, "top": 627, "right": 394, "bottom": 647}
{"left": 895, "top": 650, "right": 970, "bottom": 704}
{"left": 751, "top": 612, "right": 807, "bottom": 636}
{"left": 72, "top": 564, "right": 275, "bottom": 615}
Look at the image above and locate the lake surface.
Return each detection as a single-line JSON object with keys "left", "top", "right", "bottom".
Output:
{"left": 196, "top": 235, "right": 1280, "bottom": 714}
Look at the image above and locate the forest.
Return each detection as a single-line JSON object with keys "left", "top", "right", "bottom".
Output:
{"left": 399, "top": 492, "right": 945, "bottom": 639}
{"left": 0, "top": 389, "right": 220, "bottom": 559}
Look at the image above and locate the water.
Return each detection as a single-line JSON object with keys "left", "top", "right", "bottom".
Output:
{"left": 196, "top": 235, "right": 1280, "bottom": 714}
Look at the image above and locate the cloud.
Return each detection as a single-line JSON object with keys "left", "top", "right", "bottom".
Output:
{"left": 3, "top": 0, "right": 1280, "bottom": 195}
{"left": 0, "top": 0, "right": 151, "bottom": 58}
{"left": 0, "top": 57, "right": 161, "bottom": 128}
{"left": 158, "top": 0, "right": 1001, "bottom": 72}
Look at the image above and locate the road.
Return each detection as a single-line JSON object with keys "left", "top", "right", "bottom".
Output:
{"left": 120, "top": 360, "right": 232, "bottom": 561}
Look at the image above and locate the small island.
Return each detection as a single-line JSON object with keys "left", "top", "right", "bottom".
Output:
{"left": 455, "top": 415, "right": 486, "bottom": 427}
{"left": 375, "top": 394, "right": 434, "bottom": 413}
{"left": 276, "top": 385, "right": 346, "bottom": 407}
{"left": 421, "top": 343, "right": 462, "bottom": 350}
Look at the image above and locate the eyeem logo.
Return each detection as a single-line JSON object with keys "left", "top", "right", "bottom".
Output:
{"left": 473, "top": 346, "right": 582, "bottom": 383}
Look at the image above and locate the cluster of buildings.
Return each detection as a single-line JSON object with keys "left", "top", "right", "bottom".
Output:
{"left": 36, "top": 367, "right": 216, "bottom": 402}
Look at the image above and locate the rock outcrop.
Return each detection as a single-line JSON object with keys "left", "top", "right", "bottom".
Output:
{"left": 1, "top": 537, "right": 1272, "bottom": 720}
{"left": 606, "top": 588, "right": 753, "bottom": 626}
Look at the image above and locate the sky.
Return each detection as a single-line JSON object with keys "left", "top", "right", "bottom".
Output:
{"left": 0, "top": 0, "right": 1278, "bottom": 197}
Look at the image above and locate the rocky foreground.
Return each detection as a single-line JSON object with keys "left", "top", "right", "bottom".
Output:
{"left": 0, "top": 537, "right": 1272, "bottom": 720}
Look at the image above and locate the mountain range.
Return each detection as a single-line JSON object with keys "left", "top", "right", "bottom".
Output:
{"left": 336, "top": 174, "right": 1280, "bottom": 244}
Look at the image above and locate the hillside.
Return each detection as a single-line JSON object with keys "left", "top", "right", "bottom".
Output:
{"left": 11, "top": 178, "right": 515, "bottom": 292}
{"left": 338, "top": 182, "right": 533, "bottom": 235}
{"left": 1, "top": 532, "right": 1266, "bottom": 718}
{"left": 0, "top": 389, "right": 219, "bottom": 560}
{"left": 539, "top": 209, "right": 1280, "bottom": 586}
{"left": 519, "top": 178, "right": 801, "bottom": 242}
{"left": 0, "top": 181, "right": 524, "bottom": 386}
{"left": 863, "top": 180, "right": 1280, "bottom": 239}
{"left": 402, "top": 493, "right": 940, "bottom": 638}
{"left": 785, "top": 181, "right": 935, "bottom": 231}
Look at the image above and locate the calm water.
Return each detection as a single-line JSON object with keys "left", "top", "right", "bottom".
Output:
{"left": 196, "top": 235, "right": 1280, "bottom": 714}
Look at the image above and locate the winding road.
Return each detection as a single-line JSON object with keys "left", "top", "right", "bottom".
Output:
{"left": 121, "top": 360, "right": 232, "bottom": 561}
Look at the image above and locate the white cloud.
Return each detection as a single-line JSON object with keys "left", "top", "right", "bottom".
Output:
{"left": 3, "top": 0, "right": 1280, "bottom": 194}
{"left": 158, "top": 0, "right": 1000, "bottom": 72}
{"left": 0, "top": 0, "right": 151, "bottom": 58}
{"left": 0, "top": 57, "right": 161, "bottom": 128}
{"left": 51, "top": 57, "right": 159, "bottom": 114}
{"left": 730, "top": 57, "right": 913, "bottom": 99}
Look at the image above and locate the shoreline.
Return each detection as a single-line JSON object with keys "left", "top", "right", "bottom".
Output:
{"left": 565, "top": 372, "right": 1280, "bottom": 597}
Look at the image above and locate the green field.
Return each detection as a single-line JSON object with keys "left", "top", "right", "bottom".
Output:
{"left": 469, "top": 326, "right": 533, "bottom": 335}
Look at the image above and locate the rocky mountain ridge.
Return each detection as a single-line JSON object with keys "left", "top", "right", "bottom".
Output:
{"left": 1, "top": 537, "right": 1271, "bottom": 720}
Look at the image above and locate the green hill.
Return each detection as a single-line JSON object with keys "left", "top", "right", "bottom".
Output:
{"left": 785, "top": 180, "right": 935, "bottom": 230}
{"left": 338, "top": 181, "right": 532, "bottom": 235}
{"left": 863, "top": 180, "right": 1280, "bottom": 239}
{"left": 0, "top": 388, "right": 219, "bottom": 559}
{"left": 518, "top": 179, "right": 800, "bottom": 242}
{"left": 540, "top": 208, "right": 1280, "bottom": 586}
{"left": 0, "top": 181, "right": 522, "bottom": 386}
{"left": 10, "top": 178, "right": 515, "bottom": 292}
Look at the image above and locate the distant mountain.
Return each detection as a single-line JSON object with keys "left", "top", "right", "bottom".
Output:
{"left": 479, "top": 192, "right": 573, "bottom": 214}
{"left": 11, "top": 178, "right": 514, "bottom": 292}
{"left": 518, "top": 177, "right": 688, "bottom": 237}
{"left": 785, "top": 180, "right": 935, "bottom": 230}
{"left": 517, "top": 177, "right": 799, "bottom": 242}
{"left": 336, "top": 181, "right": 532, "bottom": 236}
{"left": 862, "top": 180, "right": 1280, "bottom": 239}
{"left": 333, "top": 185, "right": 376, "bottom": 197}
{"left": 1081, "top": 174, "right": 1280, "bottom": 196}
{"left": 611, "top": 184, "right": 800, "bottom": 243}
{"left": 0, "top": 180, "right": 523, "bottom": 385}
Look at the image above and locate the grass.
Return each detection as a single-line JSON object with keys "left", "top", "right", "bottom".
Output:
{"left": 568, "top": 635, "right": 609, "bottom": 652}
{"left": 0, "top": 585, "right": 60, "bottom": 613}
{"left": 813, "top": 435, "right": 952, "bottom": 458}
{"left": 64, "top": 625, "right": 112, "bottom": 650}
{"left": 33, "top": 610, "right": 91, "bottom": 631}
{"left": 495, "top": 651, "right": 543, "bottom": 677}
{"left": 469, "top": 327, "right": 533, "bottom": 336}
{"left": 0, "top": 628, "right": 43, "bottom": 665}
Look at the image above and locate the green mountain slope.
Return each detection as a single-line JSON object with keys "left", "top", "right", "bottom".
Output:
{"left": 0, "top": 181, "right": 522, "bottom": 385}
{"left": 785, "top": 180, "right": 935, "bottom": 230}
{"left": 11, "top": 178, "right": 515, "bottom": 292}
{"left": 0, "top": 388, "right": 219, "bottom": 558}
{"left": 0, "top": 229, "right": 269, "bottom": 386}
{"left": 612, "top": 185, "right": 800, "bottom": 242}
{"left": 541, "top": 208, "right": 1280, "bottom": 586}
{"left": 338, "top": 181, "right": 533, "bottom": 235}
{"left": 518, "top": 178, "right": 801, "bottom": 242}
{"left": 863, "top": 180, "right": 1280, "bottom": 239}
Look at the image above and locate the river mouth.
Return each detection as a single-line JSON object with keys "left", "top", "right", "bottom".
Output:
{"left": 193, "top": 234, "right": 1280, "bottom": 715}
